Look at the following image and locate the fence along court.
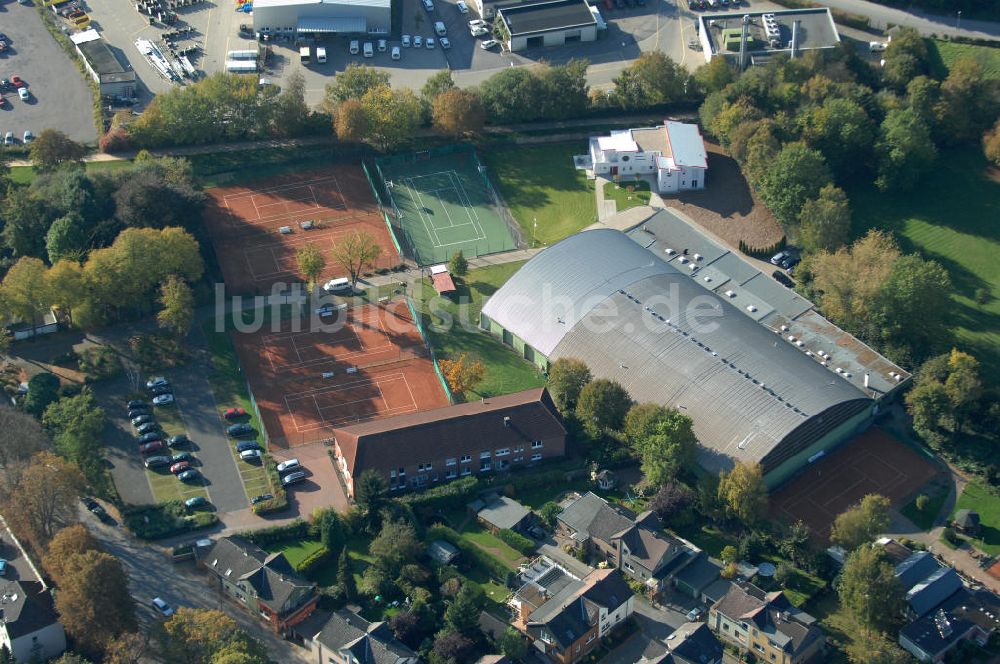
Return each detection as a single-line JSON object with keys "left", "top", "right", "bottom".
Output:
{"left": 375, "top": 146, "right": 521, "bottom": 266}
{"left": 205, "top": 167, "right": 401, "bottom": 294}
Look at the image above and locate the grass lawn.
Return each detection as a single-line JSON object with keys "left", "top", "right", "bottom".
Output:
{"left": 8, "top": 159, "right": 134, "bottom": 185}
{"left": 466, "top": 565, "right": 511, "bottom": 606}
{"left": 264, "top": 538, "right": 325, "bottom": 568}
{"left": 951, "top": 481, "right": 1000, "bottom": 554}
{"left": 807, "top": 592, "right": 853, "bottom": 664}
{"left": 849, "top": 147, "right": 1000, "bottom": 383}
{"left": 901, "top": 488, "right": 949, "bottom": 531}
{"left": 482, "top": 142, "right": 596, "bottom": 246}
{"left": 928, "top": 39, "right": 1000, "bottom": 79}
{"left": 143, "top": 404, "right": 209, "bottom": 504}
{"left": 759, "top": 555, "right": 826, "bottom": 608}
{"left": 412, "top": 263, "right": 546, "bottom": 400}
{"left": 674, "top": 524, "right": 737, "bottom": 559}
{"left": 200, "top": 318, "right": 277, "bottom": 501}
{"left": 603, "top": 180, "right": 651, "bottom": 212}
{"left": 460, "top": 523, "right": 525, "bottom": 568}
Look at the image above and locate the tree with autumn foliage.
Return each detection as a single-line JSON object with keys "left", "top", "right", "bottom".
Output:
{"left": 43, "top": 524, "right": 99, "bottom": 585}
{"left": 438, "top": 353, "right": 485, "bottom": 397}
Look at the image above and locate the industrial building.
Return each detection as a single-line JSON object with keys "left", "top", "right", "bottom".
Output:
{"left": 70, "top": 30, "right": 137, "bottom": 98}
{"left": 697, "top": 8, "right": 840, "bottom": 66}
{"left": 251, "top": 0, "right": 391, "bottom": 38}
{"left": 497, "top": 0, "right": 597, "bottom": 52}
{"left": 480, "top": 210, "right": 910, "bottom": 487}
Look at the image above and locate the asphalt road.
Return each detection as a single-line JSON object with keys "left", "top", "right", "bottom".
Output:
{"left": 817, "top": 0, "right": 1000, "bottom": 39}
{"left": 0, "top": 0, "right": 96, "bottom": 142}
{"left": 80, "top": 508, "right": 311, "bottom": 662}
{"left": 96, "top": 377, "right": 158, "bottom": 507}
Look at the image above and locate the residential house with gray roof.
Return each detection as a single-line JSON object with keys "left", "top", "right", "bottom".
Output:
{"left": 197, "top": 536, "right": 318, "bottom": 634}
{"left": 0, "top": 579, "right": 66, "bottom": 663}
{"left": 895, "top": 551, "right": 964, "bottom": 619}
{"left": 899, "top": 587, "right": 1000, "bottom": 662}
{"left": 709, "top": 582, "right": 824, "bottom": 664}
{"left": 298, "top": 609, "right": 419, "bottom": 664}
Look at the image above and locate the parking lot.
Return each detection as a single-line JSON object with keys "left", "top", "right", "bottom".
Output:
{"left": 0, "top": 0, "right": 96, "bottom": 142}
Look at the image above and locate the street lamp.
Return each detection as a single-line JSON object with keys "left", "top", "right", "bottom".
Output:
{"left": 957, "top": 10, "right": 962, "bottom": 28}
{"left": 532, "top": 217, "right": 538, "bottom": 247}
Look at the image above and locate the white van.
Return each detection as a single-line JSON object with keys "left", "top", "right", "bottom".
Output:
{"left": 391, "top": 46, "right": 401, "bottom": 60}
{"left": 434, "top": 21, "right": 447, "bottom": 35}
{"left": 298, "top": 46, "right": 310, "bottom": 63}
{"left": 316, "top": 46, "right": 327, "bottom": 63}
{"left": 363, "top": 41, "right": 374, "bottom": 57}
{"left": 422, "top": 0, "right": 434, "bottom": 10}
{"left": 322, "top": 277, "right": 352, "bottom": 293}
{"left": 349, "top": 39, "right": 359, "bottom": 54}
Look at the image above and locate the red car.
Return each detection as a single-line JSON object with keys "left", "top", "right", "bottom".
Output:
{"left": 170, "top": 461, "right": 191, "bottom": 474}
{"left": 10, "top": 76, "right": 24, "bottom": 88}
{"left": 223, "top": 407, "right": 247, "bottom": 420}
{"left": 139, "top": 441, "right": 164, "bottom": 454}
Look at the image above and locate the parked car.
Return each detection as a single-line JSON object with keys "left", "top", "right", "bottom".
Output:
{"left": 414, "top": 35, "right": 423, "bottom": 47}
{"left": 3, "top": 132, "right": 12, "bottom": 146}
{"left": 402, "top": 34, "right": 411, "bottom": 47}
{"left": 152, "top": 597, "right": 175, "bottom": 617}
{"left": 281, "top": 471, "right": 307, "bottom": 487}
{"left": 184, "top": 496, "right": 206, "bottom": 509}
{"left": 276, "top": 458, "right": 300, "bottom": 473}
{"left": 22, "top": 131, "right": 33, "bottom": 144}
{"left": 250, "top": 494, "right": 273, "bottom": 505}
{"left": 128, "top": 408, "right": 149, "bottom": 420}
{"left": 772, "top": 270, "right": 794, "bottom": 288}
{"left": 240, "top": 449, "right": 262, "bottom": 461}
{"left": 471, "top": 25, "right": 489, "bottom": 37}
{"left": 138, "top": 432, "right": 162, "bottom": 444}
{"left": 146, "top": 376, "right": 169, "bottom": 389}
{"left": 440, "top": 37, "right": 451, "bottom": 49}
{"left": 139, "top": 441, "right": 164, "bottom": 454}
{"left": 167, "top": 434, "right": 190, "bottom": 447}
{"left": 136, "top": 422, "right": 160, "bottom": 435}
{"left": 363, "top": 42, "right": 374, "bottom": 57}
{"left": 149, "top": 385, "right": 172, "bottom": 396}
{"left": 869, "top": 41, "right": 888, "bottom": 52}
{"left": 457, "top": 0, "right": 469, "bottom": 11}
{"left": 227, "top": 423, "right": 254, "bottom": 437}
{"left": 144, "top": 455, "right": 171, "bottom": 469}
{"left": 469, "top": 18, "right": 487, "bottom": 28}
{"left": 349, "top": 39, "right": 359, "bottom": 54}
{"left": 127, "top": 399, "right": 148, "bottom": 409}
{"left": 686, "top": 606, "right": 705, "bottom": 622}
{"left": 132, "top": 414, "right": 154, "bottom": 427}
{"left": 236, "top": 440, "right": 260, "bottom": 453}
{"left": 422, "top": 0, "right": 434, "bottom": 10}
{"left": 391, "top": 46, "right": 401, "bottom": 60}
{"left": 0, "top": 559, "right": 7, "bottom": 577}
{"left": 171, "top": 452, "right": 193, "bottom": 464}
{"left": 377, "top": 39, "right": 387, "bottom": 52}
{"left": 481, "top": 39, "right": 499, "bottom": 49}
{"left": 426, "top": 37, "right": 436, "bottom": 48}
{"left": 222, "top": 407, "right": 247, "bottom": 420}
{"left": 17, "top": 88, "right": 28, "bottom": 101}
{"left": 153, "top": 394, "right": 175, "bottom": 406}
{"left": 780, "top": 255, "right": 800, "bottom": 270}
{"left": 170, "top": 461, "right": 191, "bottom": 474}
{"left": 178, "top": 469, "right": 199, "bottom": 481}
{"left": 10, "top": 76, "right": 24, "bottom": 88}
{"left": 434, "top": 21, "right": 447, "bottom": 35}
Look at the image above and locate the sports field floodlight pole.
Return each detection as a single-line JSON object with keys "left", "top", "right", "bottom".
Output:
{"left": 532, "top": 218, "right": 537, "bottom": 248}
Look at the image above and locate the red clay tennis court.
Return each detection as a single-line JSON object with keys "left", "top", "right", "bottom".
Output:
{"left": 205, "top": 166, "right": 401, "bottom": 294}
{"left": 231, "top": 302, "right": 449, "bottom": 448}
{"left": 771, "top": 428, "right": 938, "bottom": 541}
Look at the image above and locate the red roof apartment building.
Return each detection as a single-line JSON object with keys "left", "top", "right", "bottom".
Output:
{"left": 331, "top": 388, "right": 566, "bottom": 497}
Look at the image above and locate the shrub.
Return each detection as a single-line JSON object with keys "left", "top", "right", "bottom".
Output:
{"left": 77, "top": 346, "right": 123, "bottom": 382}
{"left": 915, "top": 494, "right": 930, "bottom": 511}
{"left": 400, "top": 476, "right": 481, "bottom": 512}
{"left": 240, "top": 519, "right": 310, "bottom": 546}
{"left": 252, "top": 459, "right": 289, "bottom": 515}
{"left": 124, "top": 501, "right": 217, "bottom": 539}
{"left": 497, "top": 529, "right": 534, "bottom": 555}
{"left": 99, "top": 126, "right": 132, "bottom": 154}
{"left": 296, "top": 546, "right": 332, "bottom": 575}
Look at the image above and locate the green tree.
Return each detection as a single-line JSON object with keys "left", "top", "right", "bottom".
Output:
{"left": 432, "top": 88, "right": 486, "bottom": 137}
{"left": 499, "top": 628, "right": 529, "bottom": 661}
{"left": 754, "top": 142, "right": 832, "bottom": 225}
{"left": 872, "top": 254, "right": 952, "bottom": 359}
{"left": 296, "top": 243, "right": 327, "bottom": 291}
{"left": 355, "top": 469, "right": 388, "bottom": 532}
{"left": 845, "top": 628, "right": 912, "bottom": 664}
{"left": 984, "top": 118, "right": 1000, "bottom": 167}
{"left": 636, "top": 411, "right": 698, "bottom": 487}
{"left": 43, "top": 392, "right": 105, "bottom": 471}
{"left": 370, "top": 519, "right": 422, "bottom": 577}
{"left": 271, "top": 72, "right": 311, "bottom": 137}
{"left": 798, "top": 184, "right": 851, "bottom": 253}
{"left": 421, "top": 69, "right": 456, "bottom": 103}
{"left": 1, "top": 257, "right": 51, "bottom": 328}
{"left": 882, "top": 27, "right": 930, "bottom": 89}
{"left": 324, "top": 64, "right": 391, "bottom": 105}
{"left": 6, "top": 452, "right": 86, "bottom": 552}
{"left": 156, "top": 275, "right": 195, "bottom": 338}
{"left": 336, "top": 548, "right": 357, "bottom": 601}
{"left": 1, "top": 187, "right": 55, "bottom": 258}
{"left": 839, "top": 546, "right": 904, "bottom": 631}
{"left": 613, "top": 51, "right": 691, "bottom": 109}
{"left": 22, "top": 373, "right": 61, "bottom": 418}
{"left": 162, "top": 608, "right": 267, "bottom": 664}
{"left": 830, "top": 494, "right": 891, "bottom": 550}
{"left": 479, "top": 68, "right": 546, "bottom": 123}
{"left": 906, "top": 75, "right": 941, "bottom": 127}
{"left": 695, "top": 57, "right": 735, "bottom": 94}
{"left": 361, "top": 85, "right": 422, "bottom": 150}
{"left": 875, "top": 108, "right": 937, "bottom": 192}
{"left": 906, "top": 379, "right": 952, "bottom": 447}
{"left": 717, "top": 461, "right": 768, "bottom": 526}
{"left": 314, "top": 507, "right": 346, "bottom": 554}
{"left": 720, "top": 545, "right": 738, "bottom": 565}
{"left": 334, "top": 99, "right": 369, "bottom": 142}
{"left": 798, "top": 97, "right": 875, "bottom": 178}
{"left": 536, "top": 60, "right": 590, "bottom": 120}
{"left": 29, "top": 129, "right": 86, "bottom": 172}
{"left": 546, "top": 357, "right": 592, "bottom": 413}
{"left": 56, "top": 550, "right": 137, "bottom": 654}
{"left": 46, "top": 213, "right": 91, "bottom": 263}
{"left": 934, "top": 58, "right": 992, "bottom": 145}
{"left": 331, "top": 230, "right": 383, "bottom": 288}
{"left": 448, "top": 250, "right": 468, "bottom": 277}
{"left": 538, "top": 501, "right": 562, "bottom": 528}
{"left": 575, "top": 379, "right": 632, "bottom": 438}
{"left": 444, "top": 583, "right": 485, "bottom": 636}
{"left": 113, "top": 168, "right": 204, "bottom": 233}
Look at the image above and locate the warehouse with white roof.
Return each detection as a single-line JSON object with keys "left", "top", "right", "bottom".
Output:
{"left": 252, "top": 0, "right": 390, "bottom": 38}
{"left": 480, "top": 213, "right": 911, "bottom": 486}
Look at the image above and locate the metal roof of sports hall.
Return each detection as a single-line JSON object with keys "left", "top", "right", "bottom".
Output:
{"left": 481, "top": 227, "right": 871, "bottom": 470}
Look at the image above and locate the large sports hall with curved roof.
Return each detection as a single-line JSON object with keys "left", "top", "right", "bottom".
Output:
{"left": 480, "top": 216, "right": 908, "bottom": 486}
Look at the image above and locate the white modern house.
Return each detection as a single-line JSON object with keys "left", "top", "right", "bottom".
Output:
{"left": 575, "top": 121, "right": 708, "bottom": 194}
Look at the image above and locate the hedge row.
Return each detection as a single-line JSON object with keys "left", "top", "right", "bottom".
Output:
{"left": 498, "top": 529, "right": 535, "bottom": 555}
{"left": 738, "top": 237, "right": 787, "bottom": 261}
{"left": 252, "top": 459, "right": 289, "bottom": 515}
{"left": 295, "top": 546, "right": 333, "bottom": 576}
{"left": 124, "top": 501, "right": 218, "bottom": 540}
{"left": 401, "top": 476, "right": 481, "bottom": 512}
{"left": 427, "top": 524, "right": 512, "bottom": 581}
{"left": 239, "top": 519, "right": 310, "bottom": 546}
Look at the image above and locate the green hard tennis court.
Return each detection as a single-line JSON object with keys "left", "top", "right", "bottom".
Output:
{"left": 379, "top": 152, "right": 517, "bottom": 265}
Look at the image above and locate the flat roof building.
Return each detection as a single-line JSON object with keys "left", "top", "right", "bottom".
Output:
{"left": 252, "top": 0, "right": 391, "bottom": 37}
{"left": 70, "top": 30, "right": 137, "bottom": 98}
{"left": 497, "top": 0, "right": 597, "bottom": 52}
{"left": 697, "top": 8, "right": 840, "bottom": 66}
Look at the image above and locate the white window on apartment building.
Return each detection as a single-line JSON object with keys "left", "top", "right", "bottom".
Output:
{"left": 461, "top": 467, "right": 471, "bottom": 476}
{"left": 532, "top": 441, "right": 543, "bottom": 448}
{"left": 531, "top": 453, "right": 542, "bottom": 461}
{"left": 446, "top": 458, "right": 457, "bottom": 466}
{"left": 461, "top": 454, "right": 472, "bottom": 463}
{"left": 480, "top": 451, "right": 491, "bottom": 459}
{"left": 495, "top": 448, "right": 510, "bottom": 456}
{"left": 446, "top": 470, "right": 457, "bottom": 479}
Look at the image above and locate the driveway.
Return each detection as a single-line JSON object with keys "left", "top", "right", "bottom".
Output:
{"left": 0, "top": 1, "right": 96, "bottom": 143}
{"left": 94, "top": 375, "right": 157, "bottom": 506}
{"left": 79, "top": 508, "right": 311, "bottom": 662}
{"left": 604, "top": 596, "right": 690, "bottom": 664}
{"left": 271, "top": 441, "right": 351, "bottom": 516}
